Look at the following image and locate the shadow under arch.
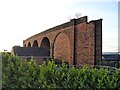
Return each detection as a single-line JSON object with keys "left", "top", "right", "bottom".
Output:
{"left": 24, "top": 44, "right": 26, "bottom": 47}
{"left": 28, "top": 42, "right": 31, "bottom": 47}
{"left": 33, "top": 40, "right": 38, "bottom": 47}
{"left": 40, "top": 37, "right": 50, "bottom": 56}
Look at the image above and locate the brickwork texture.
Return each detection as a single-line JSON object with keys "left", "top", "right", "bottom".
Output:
{"left": 23, "top": 16, "right": 102, "bottom": 66}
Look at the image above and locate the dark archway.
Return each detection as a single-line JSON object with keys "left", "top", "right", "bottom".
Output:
{"left": 33, "top": 40, "right": 38, "bottom": 47}
{"left": 41, "top": 37, "right": 50, "bottom": 52}
{"left": 24, "top": 44, "right": 26, "bottom": 47}
{"left": 28, "top": 42, "right": 31, "bottom": 47}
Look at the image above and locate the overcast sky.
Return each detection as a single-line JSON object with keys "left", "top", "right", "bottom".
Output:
{"left": 0, "top": 0, "right": 119, "bottom": 52}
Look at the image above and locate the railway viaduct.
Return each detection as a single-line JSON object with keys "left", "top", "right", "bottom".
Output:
{"left": 23, "top": 16, "right": 102, "bottom": 66}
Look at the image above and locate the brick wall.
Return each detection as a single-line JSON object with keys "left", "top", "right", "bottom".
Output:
{"left": 23, "top": 16, "right": 102, "bottom": 66}
{"left": 75, "top": 22, "right": 95, "bottom": 66}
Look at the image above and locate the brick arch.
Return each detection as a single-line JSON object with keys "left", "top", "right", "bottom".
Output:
{"left": 40, "top": 37, "right": 50, "bottom": 52}
{"left": 33, "top": 40, "right": 38, "bottom": 47}
{"left": 53, "top": 32, "right": 71, "bottom": 64}
{"left": 28, "top": 42, "right": 31, "bottom": 47}
{"left": 24, "top": 44, "right": 26, "bottom": 47}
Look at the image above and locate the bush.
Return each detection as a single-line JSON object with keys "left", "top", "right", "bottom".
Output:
{"left": 2, "top": 52, "right": 120, "bottom": 89}
{"left": 2, "top": 52, "right": 39, "bottom": 88}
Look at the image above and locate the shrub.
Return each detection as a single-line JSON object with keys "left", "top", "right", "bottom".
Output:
{"left": 2, "top": 52, "right": 120, "bottom": 89}
{"left": 2, "top": 52, "right": 39, "bottom": 88}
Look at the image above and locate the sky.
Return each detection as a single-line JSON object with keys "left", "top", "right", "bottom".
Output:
{"left": 0, "top": 0, "right": 119, "bottom": 52}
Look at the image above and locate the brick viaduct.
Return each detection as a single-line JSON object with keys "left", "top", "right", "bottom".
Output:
{"left": 23, "top": 16, "right": 102, "bottom": 66}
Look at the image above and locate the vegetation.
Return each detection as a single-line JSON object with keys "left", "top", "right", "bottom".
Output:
{"left": 2, "top": 52, "right": 120, "bottom": 89}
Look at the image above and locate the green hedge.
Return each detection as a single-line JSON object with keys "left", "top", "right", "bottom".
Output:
{"left": 2, "top": 52, "right": 120, "bottom": 89}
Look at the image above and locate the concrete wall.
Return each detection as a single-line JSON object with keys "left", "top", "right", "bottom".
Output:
{"left": 19, "top": 56, "right": 50, "bottom": 65}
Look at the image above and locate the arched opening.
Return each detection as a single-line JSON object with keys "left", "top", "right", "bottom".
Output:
{"left": 53, "top": 33, "right": 71, "bottom": 64}
{"left": 40, "top": 37, "right": 50, "bottom": 53}
{"left": 33, "top": 40, "right": 38, "bottom": 47}
{"left": 24, "top": 44, "right": 26, "bottom": 47}
{"left": 28, "top": 42, "right": 31, "bottom": 47}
